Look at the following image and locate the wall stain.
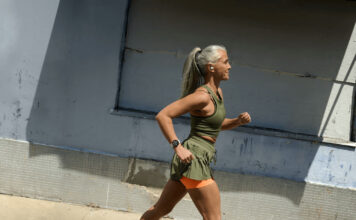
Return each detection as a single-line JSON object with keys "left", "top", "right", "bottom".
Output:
{"left": 12, "top": 100, "right": 21, "bottom": 119}
{"left": 243, "top": 137, "right": 248, "bottom": 147}
{"left": 124, "top": 158, "right": 136, "bottom": 182}
{"left": 254, "top": 160, "right": 268, "bottom": 171}
{"left": 327, "top": 150, "right": 334, "bottom": 168}
{"left": 328, "top": 173, "right": 335, "bottom": 182}
{"left": 127, "top": 164, "right": 167, "bottom": 188}
{"left": 239, "top": 143, "right": 244, "bottom": 156}
{"left": 239, "top": 137, "right": 253, "bottom": 156}
{"left": 131, "top": 118, "right": 140, "bottom": 152}
{"left": 17, "top": 69, "right": 22, "bottom": 89}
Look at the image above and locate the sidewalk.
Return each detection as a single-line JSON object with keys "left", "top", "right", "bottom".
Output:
{"left": 0, "top": 193, "right": 172, "bottom": 220}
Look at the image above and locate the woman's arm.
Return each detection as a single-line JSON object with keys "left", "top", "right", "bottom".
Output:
{"left": 155, "top": 90, "right": 210, "bottom": 143}
{"left": 221, "top": 112, "right": 251, "bottom": 130}
{"left": 155, "top": 90, "right": 210, "bottom": 163}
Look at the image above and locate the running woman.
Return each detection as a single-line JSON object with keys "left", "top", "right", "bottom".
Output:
{"left": 140, "top": 45, "right": 251, "bottom": 220}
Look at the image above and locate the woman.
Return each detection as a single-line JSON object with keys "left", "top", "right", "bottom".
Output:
{"left": 140, "top": 45, "right": 251, "bottom": 220}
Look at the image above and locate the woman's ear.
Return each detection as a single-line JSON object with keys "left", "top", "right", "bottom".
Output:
{"left": 208, "top": 63, "right": 214, "bottom": 72}
{"left": 205, "top": 64, "right": 214, "bottom": 73}
{"left": 209, "top": 65, "right": 215, "bottom": 72}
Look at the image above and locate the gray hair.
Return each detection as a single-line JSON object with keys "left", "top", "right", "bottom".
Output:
{"left": 180, "top": 45, "right": 226, "bottom": 98}
{"left": 196, "top": 45, "right": 226, "bottom": 75}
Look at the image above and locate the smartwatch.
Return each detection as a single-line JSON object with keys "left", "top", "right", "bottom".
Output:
{"left": 170, "top": 139, "right": 181, "bottom": 149}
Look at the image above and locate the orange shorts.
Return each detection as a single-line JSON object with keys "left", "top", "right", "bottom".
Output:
{"left": 180, "top": 176, "right": 215, "bottom": 189}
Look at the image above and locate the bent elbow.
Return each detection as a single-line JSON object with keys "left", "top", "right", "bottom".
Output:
{"left": 155, "top": 111, "right": 171, "bottom": 122}
{"left": 155, "top": 112, "right": 163, "bottom": 121}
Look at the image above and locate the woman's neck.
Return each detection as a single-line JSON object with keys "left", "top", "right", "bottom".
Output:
{"left": 204, "top": 78, "right": 220, "bottom": 92}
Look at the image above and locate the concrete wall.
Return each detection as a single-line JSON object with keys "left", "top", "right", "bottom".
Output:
{"left": 0, "top": 0, "right": 130, "bottom": 147}
{"left": 0, "top": 0, "right": 60, "bottom": 139}
{"left": 1, "top": 0, "right": 356, "bottom": 217}
{"left": 1, "top": 139, "right": 356, "bottom": 220}
{"left": 120, "top": 0, "right": 356, "bottom": 141}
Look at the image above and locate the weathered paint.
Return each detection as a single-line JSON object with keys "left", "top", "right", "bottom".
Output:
{"left": 121, "top": 0, "right": 356, "bottom": 140}
{"left": 0, "top": 0, "right": 356, "bottom": 193}
{"left": 1, "top": 139, "right": 356, "bottom": 220}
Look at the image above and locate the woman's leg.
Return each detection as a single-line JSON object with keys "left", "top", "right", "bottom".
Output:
{"left": 187, "top": 180, "right": 221, "bottom": 220}
{"left": 140, "top": 179, "right": 187, "bottom": 220}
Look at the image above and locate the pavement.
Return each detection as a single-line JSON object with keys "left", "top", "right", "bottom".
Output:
{"left": 0, "top": 193, "right": 172, "bottom": 220}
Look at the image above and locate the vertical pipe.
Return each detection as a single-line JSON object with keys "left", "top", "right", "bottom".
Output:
{"left": 114, "top": 0, "right": 132, "bottom": 111}
{"left": 349, "top": 54, "right": 356, "bottom": 141}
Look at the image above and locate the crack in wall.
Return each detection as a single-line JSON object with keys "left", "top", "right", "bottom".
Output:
{"left": 124, "top": 157, "right": 136, "bottom": 182}
{"left": 124, "top": 47, "right": 355, "bottom": 85}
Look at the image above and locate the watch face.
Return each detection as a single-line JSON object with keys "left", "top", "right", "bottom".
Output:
{"left": 172, "top": 140, "right": 179, "bottom": 148}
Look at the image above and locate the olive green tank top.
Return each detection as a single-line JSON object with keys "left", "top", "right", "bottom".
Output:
{"left": 189, "top": 85, "right": 226, "bottom": 139}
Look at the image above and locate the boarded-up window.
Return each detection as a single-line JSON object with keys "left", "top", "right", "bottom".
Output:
{"left": 116, "top": 0, "right": 356, "bottom": 141}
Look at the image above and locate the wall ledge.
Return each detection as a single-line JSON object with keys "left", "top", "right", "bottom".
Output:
{"left": 110, "top": 107, "right": 356, "bottom": 148}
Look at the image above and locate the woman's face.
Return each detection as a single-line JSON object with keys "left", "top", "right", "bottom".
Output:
{"left": 210, "top": 50, "right": 231, "bottom": 81}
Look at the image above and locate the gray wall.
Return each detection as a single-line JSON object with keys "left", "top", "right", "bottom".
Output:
{"left": 0, "top": 0, "right": 60, "bottom": 139}
{"left": 120, "top": 0, "right": 356, "bottom": 141}
{"left": 1, "top": 139, "right": 356, "bottom": 220}
{"left": 0, "top": 0, "right": 356, "bottom": 191}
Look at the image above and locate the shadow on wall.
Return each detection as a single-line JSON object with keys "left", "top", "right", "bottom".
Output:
{"left": 119, "top": 0, "right": 356, "bottom": 141}
{"left": 319, "top": 52, "right": 356, "bottom": 138}
{"left": 28, "top": 138, "right": 355, "bottom": 206}
{"left": 25, "top": 0, "right": 355, "bottom": 207}
{"left": 26, "top": 0, "right": 129, "bottom": 147}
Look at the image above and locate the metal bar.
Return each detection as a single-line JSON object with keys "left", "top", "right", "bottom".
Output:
{"left": 114, "top": 0, "right": 132, "bottom": 111}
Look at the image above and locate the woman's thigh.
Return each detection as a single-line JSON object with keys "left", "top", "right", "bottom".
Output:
{"left": 154, "top": 179, "right": 188, "bottom": 211}
{"left": 187, "top": 180, "right": 221, "bottom": 220}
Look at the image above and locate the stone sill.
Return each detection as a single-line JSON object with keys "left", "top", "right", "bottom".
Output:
{"left": 110, "top": 107, "right": 356, "bottom": 148}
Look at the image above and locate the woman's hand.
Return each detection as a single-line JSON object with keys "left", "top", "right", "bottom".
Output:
{"left": 237, "top": 112, "right": 251, "bottom": 125}
{"left": 221, "top": 112, "right": 252, "bottom": 130}
{"left": 174, "top": 145, "right": 195, "bottom": 164}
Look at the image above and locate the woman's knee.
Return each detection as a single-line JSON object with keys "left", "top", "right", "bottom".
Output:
{"left": 148, "top": 204, "right": 173, "bottom": 217}
{"left": 140, "top": 205, "right": 167, "bottom": 220}
{"left": 202, "top": 212, "right": 221, "bottom": 220}
{"left": 155, "top": 203, "right": 174, "bottom": 216}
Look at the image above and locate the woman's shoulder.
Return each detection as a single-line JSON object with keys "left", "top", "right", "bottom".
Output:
{"left": 195, "top": 85, "right": 209, "bottom": 94}
{"left": 187, "top": 86, "right": 211, "bottom": 104}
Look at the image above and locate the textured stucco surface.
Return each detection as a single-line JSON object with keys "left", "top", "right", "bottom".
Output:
{"left": 1, "top": 139, "right": 356, "bottom": 220}
{"left": 121, "top": 0, "right": 356, "bottom": 140}
{"left": 0, "top": 0, "right": 356, "bottom": 189}
{"left": 1, "top": 4, "right": 356, "bottom": 220}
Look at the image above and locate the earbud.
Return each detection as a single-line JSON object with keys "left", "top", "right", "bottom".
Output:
{"left": 210, "top": 66, "right": 214, "bottom": 70}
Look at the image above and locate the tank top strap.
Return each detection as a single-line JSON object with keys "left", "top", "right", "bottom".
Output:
{"left": 201, "top": 85, "right": 222, "bottom": 103}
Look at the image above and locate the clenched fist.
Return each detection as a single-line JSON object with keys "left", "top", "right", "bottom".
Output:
{"left": 237, "top": 112, "right": 251, "bottom": 125}
{"left": 175, "top": 145, "right": 195, "bottom": 164}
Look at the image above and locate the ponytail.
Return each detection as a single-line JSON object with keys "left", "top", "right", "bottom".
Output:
{"left": 180, "top": 47, "right": 204, "bottom": 98}
{"left": 180, "top": 45, "right": 226, "bottom": 99}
